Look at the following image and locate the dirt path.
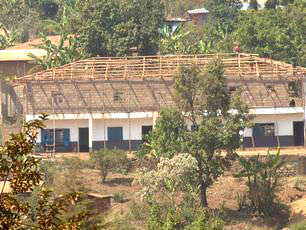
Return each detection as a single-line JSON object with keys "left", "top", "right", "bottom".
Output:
{"left": 290, "top": 196, "right": 306, "bottom": 225}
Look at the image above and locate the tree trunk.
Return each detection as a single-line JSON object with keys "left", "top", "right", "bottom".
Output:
{"left": 199, "top": 179, "right": 208, "bottom": 207}
{"left": 197, "top": 154, "right": 208, "bottom": 207}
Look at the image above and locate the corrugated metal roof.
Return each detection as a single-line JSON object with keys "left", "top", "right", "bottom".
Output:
{"left": 7, "top": 35, "right": 69, "bottom": 50}
{"left": 0, "top": 49, "right": 47, "bottom": 61}
{"left": 165, "top": 16, "right": 187, "bottom": 22}
{"left": 187, "top": 8, "right": 209, "bottom": 14}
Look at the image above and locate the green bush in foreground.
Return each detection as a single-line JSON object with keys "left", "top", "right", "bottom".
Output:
{"left": 236, "top": 149, "right": 286, "bottom": 215}
{"left": 147, "top": 203, "right": 224, "bottom": 230}
{"left": 290, "top": 220, "right": 306, "bottom": 230}
{"left": 90, "top": 148, "right": 128, "bottom": 183}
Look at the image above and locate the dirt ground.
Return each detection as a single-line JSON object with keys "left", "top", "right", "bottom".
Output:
{"left": 31, "top": 150, "right": 306, "bottom": 229}
{"left": 74, "top": 163, "right": 306, "bottom": 230}
{"left": 36, "top": 146, "right": 306, "bottom": 160}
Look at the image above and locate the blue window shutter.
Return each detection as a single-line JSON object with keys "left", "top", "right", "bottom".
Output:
{"left": 253, "top": 124, "right": 262, "bottom": 137}
{"left": 41, "top": 129, "right": 47, "bottom": 145}
{"left": 63, "top": 129, "right": 70, "bottom": 147}
{"left": 42, "top": 129, "right": 54, "bottom": 145}
{"left": 108, "top": 127, "right": 123, "bottom": 141}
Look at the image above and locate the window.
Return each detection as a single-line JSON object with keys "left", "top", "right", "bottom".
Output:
{"left": 113, "top": 90, "right": 124, "bottom": 103}
{"left": 229, "top": 86, "right": 237, "bottom": 93}
{"left": 52, "top": 91, "right": 64, "bottom": 104}
{"left": 142, "top": 126, "right": 153, "bottom": 141}
{"left": 41, "top": 129, "right": 70, "bottom": 147}
{"left": 253, "top": 123, "right": 275, "bottom": 137}
{"left": 288, "top": 81, "right": 299, "bottom": 97}
{"left": 266, "top": 84, "right": 274, "bottom": 93}
{"left": 108, "top": 127, "right": 123, "bottom": 141}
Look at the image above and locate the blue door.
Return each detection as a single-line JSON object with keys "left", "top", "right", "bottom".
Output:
{"left": 108, "top": 127, "right": 123, "bottom": 141}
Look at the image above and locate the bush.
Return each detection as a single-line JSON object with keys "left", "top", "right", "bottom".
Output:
{"left": 290, "top": 220, "right": 306, "bottom": 230}
{"left": 112, "top": 192, "right": 126, "bottom": 203}
{"left": 129, "top": 201, "right": 148, "bottom": 221}
{"left": 236, "top": 149, "right": 285, "bottom": 215}
{"left": 134, "top": 154, "right": 198, "bottom": 203}
{"left": 90, "top": 148, "right": 128, "bottom": 183}
{"left": 40, "top": 157, "right": 89, "bottom": 194}
{"left": 146, "top": 203, "right": 224, "bottom": 230}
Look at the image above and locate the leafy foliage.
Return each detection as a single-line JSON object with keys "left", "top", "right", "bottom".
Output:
{"left": 29, "top": 7, "right": 86, "bottom": 69}
{"left": 90, "top": 148, "right": 129, "bottom": 183}
{"left": 160, "top": 23, "right": 212, "bottom": 55}
{"left": 146, "top": 203, "right": 224, "bottom": 230}
{"left": 134, "top": 154, "right": 198, "bottom": 203}
{"left": 248, "top": 0, "right": 259, "bottom": 10}
{"left": 236, "top": 149, "right": 285, "bottom": 215}
{"left": 234, "top": 1, "right": 306, "bottom": 66}
{"left": 204, "top": 0, "right": 242, "bottom": 33}
{"left": 0, "top": 115, "right": 97, "bottom": 229}
{"left": 0, "top": 28, "right": 16, "bottom": 50}
{"left": 76, "top": 0, "right": 164, "bottom": 57}
{"left": 138, "top": 108, "right": 188, "bottom": 159}
{"left": 143, "top": 61, "right": 251, "bottom": 207}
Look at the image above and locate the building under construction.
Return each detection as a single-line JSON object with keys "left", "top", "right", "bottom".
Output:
{"left": 1, "top": 53, "right": 306, "bottom": 152}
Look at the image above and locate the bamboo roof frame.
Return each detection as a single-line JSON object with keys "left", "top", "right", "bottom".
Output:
{"left": 11, "top": 53, "right": 306, "bottom": 84}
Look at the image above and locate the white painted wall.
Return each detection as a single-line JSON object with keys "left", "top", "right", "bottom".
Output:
{"left": 43, "top": 119, "right": 88, "bottom": 142}
{"left": 93, "top": 118, "right": 153, "bottom": 141}
{"left": 243, "top": 113, "right": 304, "bottom": 137}
{"left": 41, "top": 118, "right": 154, "bottom": 143}
{"left": 36, "top": 112, "right": 304, "bottom": 141}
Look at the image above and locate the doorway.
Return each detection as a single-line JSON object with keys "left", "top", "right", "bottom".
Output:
{"left": 79, "top": 128, "right": 89, "bottom": 152}
{"left": 142, "top": 125, "right": 153, "bottom": 141}
{"left": 293, "top": 121, "right": 304, "bottom": 146}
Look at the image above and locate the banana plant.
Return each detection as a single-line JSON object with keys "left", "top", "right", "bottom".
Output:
{"left": 28, "top": 7, "right": 86, "bottom": 70}
{"left": 0, "top": 26, "right": 16, "bottom": 50}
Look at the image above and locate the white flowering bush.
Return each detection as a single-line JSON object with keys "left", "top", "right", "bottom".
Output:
{"left": 134, "top": 154, "right": 199, "bottom": 203}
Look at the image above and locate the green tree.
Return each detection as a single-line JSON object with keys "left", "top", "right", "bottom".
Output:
{"left": 139, "top": 108, "right": 188, "bottom": 158}
{"left": 204, "top": 0, "right": 242, "bottom": 32}
{"left": 236, "top": 149, "right": 286, "bottom": 215}
{"left": 0, "top": 115, "right": 94, "bottom": 229}
{"left": 265, "top": 0, "right": 278, "bottom": 9}
{"left": 234, "top": 1, "right": 305, "bottom": 67}
{"left": 76, "top": 0, "right": 164, "bottom": 56}
{"left": 90, "top": 148, "right": 129, "bottom": 183}
{"left": 160, "top": 23, "right": 213, "bottom": 55}
{"left": 0, "top": 27, "right": 16, "bottom": 50}
{"left": 29, "top": 7, "right": 86, "bottom": 69}
{"left": 144, "top": 61, "right": 251, "bottom": 207}
{"left": 248, "top": 0, "right": 259, "bottom": 10}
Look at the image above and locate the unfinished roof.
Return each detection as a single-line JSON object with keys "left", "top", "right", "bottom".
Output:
{"left": 187, "top": 8, "right": 209, "bottom": 14}
{"left": 6, "top": 53, "right": 306, "bottom": 116}
{"left": 12, "top": 53, "right": 306, "bottom": 83}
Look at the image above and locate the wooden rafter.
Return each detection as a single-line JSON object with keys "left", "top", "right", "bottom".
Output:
{"left": 11, "top": 53, "right": 306, "bottom": 84}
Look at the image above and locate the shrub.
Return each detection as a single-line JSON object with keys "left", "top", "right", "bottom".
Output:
{"left": 290, "top": 220, "right": 306, "bottom": 230}
{"left": 293, "top": 176, "right": 306, "bottom": 191}
{"left": 236, "top": 149, "right": 285, "bottom": 215}
{"left": 146, "top": 203, "right": 224, "bottom": 230}
{"left": 129, "top": 201, "right": 148, "bottom": 221}
{"left": 90, "top": 148, "right": 128, "bottom": 183}
{"left": 134, "top": 153, "right": 198, "bottom": 203}
{"left": 40, "top": 157, "right": 89, "bottom": 194}
{"left": 112, "top": 192, "right": 126, "bottom": 203}
{"left": 189, "top": 209, "right": 224, "bottom": 230}
{"left": 236, "top": 192, "right": 248, "bottom": 212}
